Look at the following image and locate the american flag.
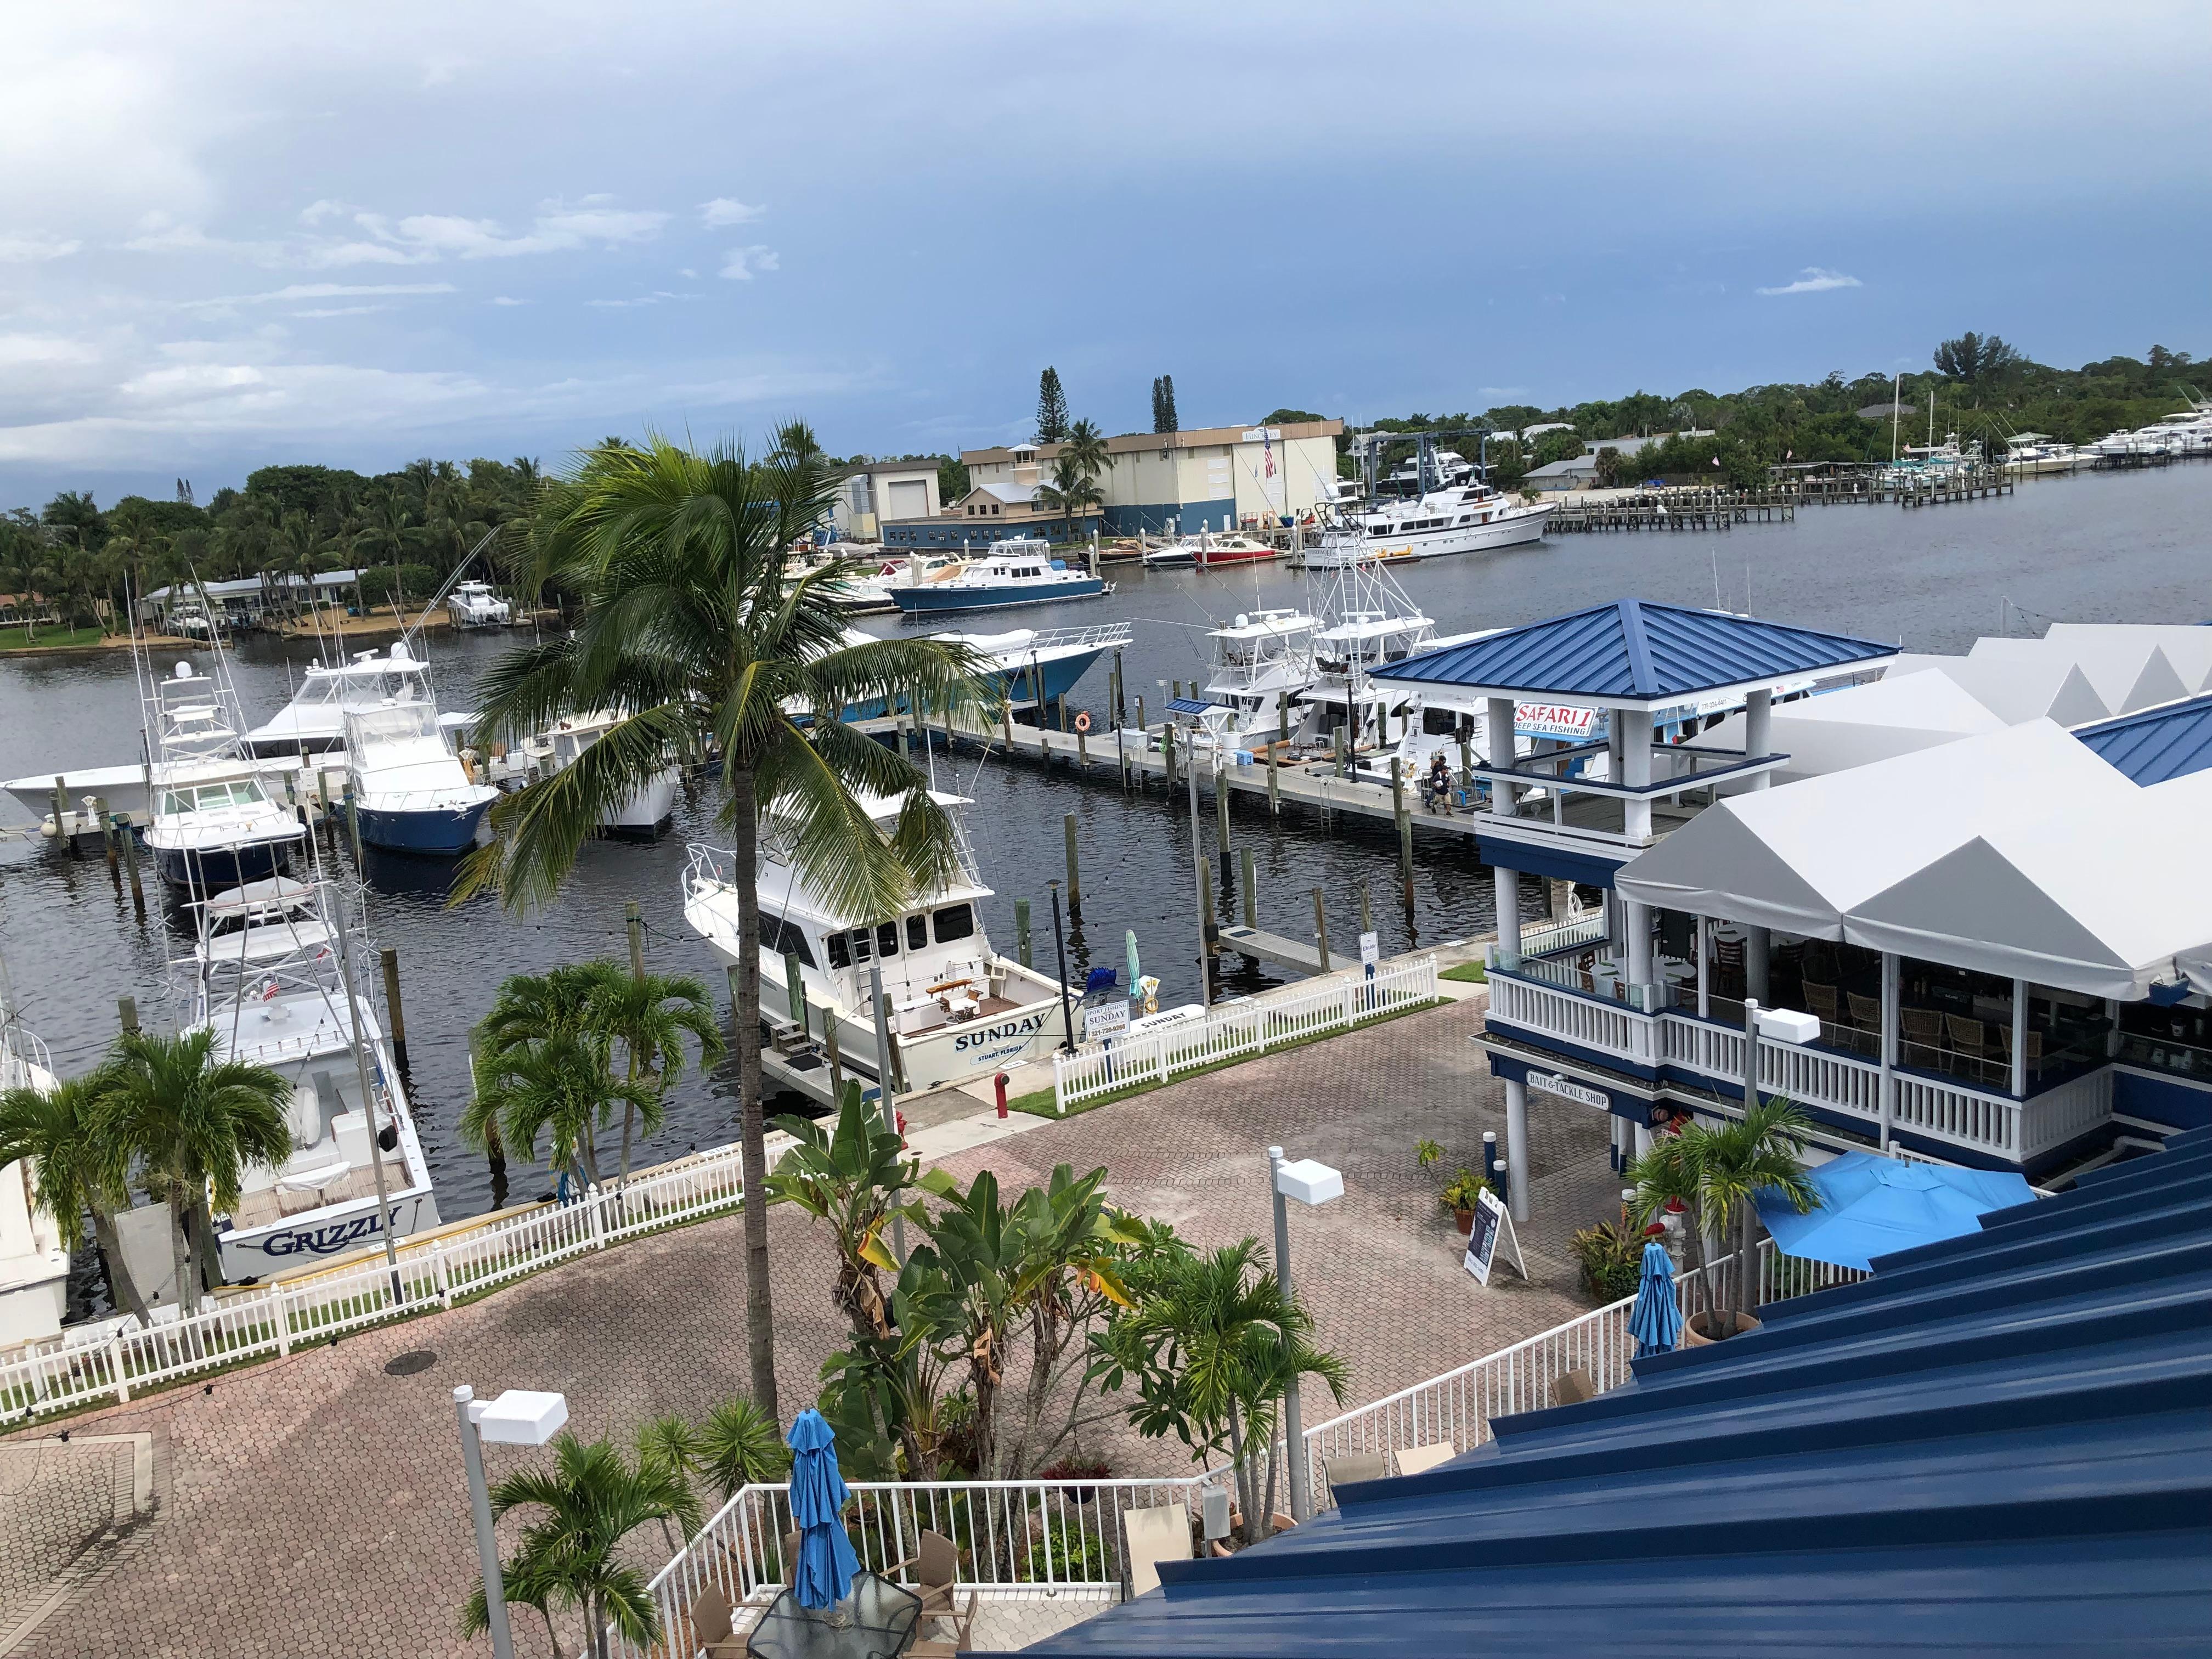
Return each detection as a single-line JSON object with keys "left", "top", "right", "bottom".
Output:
{"left": 1263, "top": 430, "right": 1276, "bottom": 479}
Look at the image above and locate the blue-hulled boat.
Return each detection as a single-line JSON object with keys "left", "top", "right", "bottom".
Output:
{"left": 343, "top": 702, "right": 498, "bottom": 855}
{"left": 888, "top": 539, "right": 1110, "bottom": 616}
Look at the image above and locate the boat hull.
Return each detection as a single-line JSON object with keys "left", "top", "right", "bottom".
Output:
{"left": 601, "top": 769, "right": 679, "bottom": 840}
{"left": 356, "top": 799, "right": 491, "bottom": 855}
{"left": 891, "top": 578, "right": 1106, "bottom": 614}
{"left": 219, "top": 1185, "right": 442, "bottom": 1279}
{"left": 155, "top": 838, "right": 292, "bottom": 890}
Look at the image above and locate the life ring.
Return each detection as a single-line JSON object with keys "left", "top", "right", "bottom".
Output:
{"left": 1073, "top": 711, "right": 1092, "bottom": 733}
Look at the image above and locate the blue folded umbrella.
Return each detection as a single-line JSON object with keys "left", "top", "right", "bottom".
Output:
{"left": 1754, "top": 1152, "right": 2033, "bottom": 1273}
{"left": 1626, "top": 1240, "right": 1683, "bottom": 1358}
{"left": 786, "top": 1408, "right": 859, "bottom": 1610}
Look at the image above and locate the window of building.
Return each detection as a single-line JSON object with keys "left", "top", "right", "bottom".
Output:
{"left": 934, "top": 904, "right": 975, "bottom": 943}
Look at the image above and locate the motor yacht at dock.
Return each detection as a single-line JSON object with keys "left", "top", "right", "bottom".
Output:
{"left": 683, "top": 789, "right": 1072, "bottom": 1094}
{"left": 242, "top": 641, "right": 442, "bottom": 761}
{"left": 444, "top": 580, "right": 513, "bottom": 629}
{"left": 343, "top": 701, "right": 499, "bottom": 855}
{"left": 139, "top": 657, "right": 308, "bottom": 894}
{"left": 482, "top": 709, "right": 680, "bottom": 840}
{"left": 888, "top": 539, "right": 1109, "bottom": 616}
{"left": 1304, "top": 482, "right": 1554, "bottom": 567}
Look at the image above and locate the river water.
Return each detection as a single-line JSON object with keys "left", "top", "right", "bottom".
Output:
{"left": 3, "top": 463, "right": 2207, "bottom": 1262}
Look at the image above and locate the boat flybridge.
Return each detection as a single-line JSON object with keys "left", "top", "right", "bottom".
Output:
{"left": 139, "top": 657, "right": 308, "bottom": 893}
{"left": 682, "top": 789, "right": 1071, "bottom": 1093}
{"left": 244, "top": 642, "right": 437, "bottom": 760}
{"left": 176, "top": 875, "right": 438, "bottom": 1278}
{"left": 1183, "top": 610, "right": 1320, "bottom": 753}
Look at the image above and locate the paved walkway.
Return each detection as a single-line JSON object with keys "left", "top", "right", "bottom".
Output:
{"left": 7, "top": 991, "right": 1624, "bottom": 1658}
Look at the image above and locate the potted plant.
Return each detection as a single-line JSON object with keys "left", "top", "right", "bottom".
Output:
{"left": 1567, "top": 1217, "right": 1643, "bottom": 1303}
{"left": 1417, "top": 1138, "right": 1490, "bottom": 1235}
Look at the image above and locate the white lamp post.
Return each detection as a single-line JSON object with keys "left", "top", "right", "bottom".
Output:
{"left": 1268, "top": 1147, "right": 1344, "bottom": 1523}
{"left": 455, "top": 1385, "right": 569, "bottom": 1659}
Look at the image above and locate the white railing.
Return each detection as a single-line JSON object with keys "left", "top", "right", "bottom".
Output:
{"left": 626, "top": 1469, "right": 1234, "bottom": 1658}
{"left": 1506, "top": 914, "right": 1607, "bottom": 963}
{"left": 0, "top": 1142, "right": 757, "bottom": 1423}
{"left": 1052, "top": 956, "right": 1437, "bottom": 1111}
{"left": 1492, "top": 975, "right": 2109, "bottom": 1164}
{"left": 1295, "top": 1234, "right": 1865, "bottom": 1513}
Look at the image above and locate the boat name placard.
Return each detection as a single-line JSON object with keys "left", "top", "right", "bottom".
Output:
{"left": 1527, "top": 1070, "right": 1609, "bottom": 1110}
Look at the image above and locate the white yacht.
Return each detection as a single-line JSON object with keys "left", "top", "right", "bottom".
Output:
{"left": 0, "top": 966, "right": 69, "bottom": 1348}
{"left": 932, "top": 623, "right": 1132, "bottom": 717}
{"left": 139, "top": 658, "right": 308, "bottom": 894}
{"left": 243, "top": 642, "right": 439, "bottom": 760}
{"left": 343, "top": 701, "right": 499, "bottom": 856}
{"left": 1304, "top": 483, "right": 1554, "bottom": 567}
{"left": 1179, "top": 610, "right": 1319, "bottom": 753}
{"left": 2003, "top": 434, "right": 2081, "bottom": 476}
{"left": 1385, "top": 449, "right": 1475, "bottom": 491}
{"left": 483, "top": 710, "right": 680, "bottom": 840}
{"left": 179, "top": 877, "right": 439, "bottom": 1278}
{"left": 682, "top": 790, "right": 1072, "bottom": 1093}
{"left": 1141, "top": 533, "right": 1283, "bottom": 569}
{"left": 445, "top": 580, "right": 512, "bottom": 629}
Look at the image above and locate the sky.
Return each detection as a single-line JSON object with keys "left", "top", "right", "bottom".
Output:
{"left": 4, "top": 1, "right": 2210, "bottom": 505}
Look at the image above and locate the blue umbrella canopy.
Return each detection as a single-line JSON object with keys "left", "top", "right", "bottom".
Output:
{"left": 786, "top": 1408, "right": 859, "bottom": 1611}
{"left": 1754, "top": 1152, "right": 2033, "bottom": 1273}
{"left": 1626, "top": 1240, "right": 1683, "bottom": 1359}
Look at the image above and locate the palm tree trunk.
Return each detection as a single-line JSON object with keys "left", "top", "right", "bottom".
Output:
{"left": 1261, "top": 1431, "right": 1279, "bottom": 1540}
{"left": 1226, "top": 1401, "right": 1253, "bottom": 1546}
{"left": 730, "top": 771, "right": 780, "bottom": 1421}
{"left": 167, "top": 1187, "right": 194, "bottom": 1312}
{"left": 89, "top": 1208, "right": 151, "bottom": 1324}
{"left": 194, "top": 1198, "right": 225, "bottom": 1294}
{"left": 539, "top": 1606, "right": 564, "bottom": 1659}
{"left": 1735, "top": 1202, "right": 1758, "bottom": 1329}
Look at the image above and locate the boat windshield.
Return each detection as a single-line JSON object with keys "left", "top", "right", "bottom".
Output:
{"left": 161, "top": 778, "right": 268, "bottom": 814}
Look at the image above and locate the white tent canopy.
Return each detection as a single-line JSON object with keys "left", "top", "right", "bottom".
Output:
{"left": 1706, "top": 669, "right": 2006, "bottom": 782}
{"left": 1882, "top": 652, "right": 2111, "bottom": 727}
{"left": 1968, "top": 636, "right": 2188, "bottom": 716}
{"left": 2042, "top": 623, "right": 2212, "bottom": 695}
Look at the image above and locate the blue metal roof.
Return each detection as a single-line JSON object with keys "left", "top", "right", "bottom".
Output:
{"left": 2075, "top": 691, "right": 2212, "bottom": 785}
{"left": 1368, "top": 599, "right": 1897, "bottom": 704}
{"left": 1012, "top": 1126, "right": 2212, "bottom": 1657}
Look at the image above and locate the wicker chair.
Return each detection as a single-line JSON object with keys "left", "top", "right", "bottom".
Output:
{"left": 1846, "top": 992, "right": 1883, "bottom": 1058}
{"left": 1900, "top": 1008, "right": 1946, "bottom": 1069}
{"left": 1946, "top": 1015, "right": 1991, "bottom": 1082}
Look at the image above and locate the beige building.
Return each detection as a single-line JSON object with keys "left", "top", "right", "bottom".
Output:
{"left": 830, "top": 459, "right": 943, "bottom": 543}
{"left": 883, "top": 419, "right": 1345, "bottom": 548}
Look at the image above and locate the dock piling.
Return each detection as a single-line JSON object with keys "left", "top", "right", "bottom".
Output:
{"left": 52, "top": 777, "right": 73, "bottom": 857}
{"left": 1312, "top": 889, "right": 1331, "bottom": 973}
{"left": 626, "top": 899, "right": 646, "bottom": 978}
{"left": 820, "top": 1008, "right": 844, "bottom": 1102}
{"left": 96, "top": 795, "right": 117, "bottom": 879}
{"left": 117, "top": 996, "right": 138, "bottom": 1033}
{"left": 1242, "top": 846, "right": 1257, "bottom": 930}
{"left": 1390, "top": 755, "right": 1414, "bottom": 911}
{"left": 1359, "top": 881, "right": 1373, "bottom": 940}
{"left": 1215, "top": 758, "right": 1230, "bottom": 855}
{"left": 342, "top": 782, "right": 364, "bottom": 867}
{"left": 1063, "top": 814, "right": 1082, "bottom": 921}
{"left": 380, "top": 946, "right": 410, "bottom": 1070}
{"left": 1113, "top": 650, "right": 1127, "bottom": 725}
{"left": 1015, "top": 897, "right": 1032, "bottom": 968}
{"left": 783, "top": 951, "right": 807, "bottom": 1029}
{"left": 118, "top": 813, "right": 145, "bottom": 916}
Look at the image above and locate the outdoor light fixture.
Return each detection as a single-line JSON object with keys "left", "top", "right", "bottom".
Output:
{"left": 1269, "top": 1148, "right": 1345, "bottom": 1523}
{"left": 456, "top": 1384, "right": 570, "bottom": 1659}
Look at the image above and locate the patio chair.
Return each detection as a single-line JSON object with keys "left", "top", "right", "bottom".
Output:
{"left": 1846, "top": 992, "right": 1883, "bottom": 1057}
{"left": 1554, "top": 1367, "right": 1600, "bottom": 1406}
{"left": 1946, "top": 1015, "right": 1991, "bottom": 1081}
{"left": 1121, "top": 1502, "right": 1194, "bottom": 1598}
{"left": 1393, "top": 1443, "right": 1458, "bottom": 1477}
{"left": 1324, "top": 1452, "right": 1391, "bottom": 1493}
{"left": 886, "top": 1530, "right": 977, "bottom": 1649}
{"left": 1994, "top": 1024, "right": 2044, "bottom": 1084}
{"left": 1901, "top": 1008, "right": 1945, "bottom": 1068}
{"left": 687, "top": 1583, "right": 747, "bottom": 1659}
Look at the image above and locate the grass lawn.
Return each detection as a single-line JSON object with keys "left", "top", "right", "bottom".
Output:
{"left": 1441, "top": 961, "right": 1488, "bottom": 984}
{"left": 1008, "top": 996, "right": 1444, "bottom": 1119}
{"left": 0, "top": 624, "right": 109, "bottom": 651}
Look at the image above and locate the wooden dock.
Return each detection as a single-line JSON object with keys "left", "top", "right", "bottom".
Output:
{"left": 1217, "top": 924, "right": 1327, "bottom": 973}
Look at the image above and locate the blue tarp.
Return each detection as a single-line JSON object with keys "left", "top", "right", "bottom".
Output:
{"left": 1754, "top": 1151, "right": 2033, "bottom": 1272}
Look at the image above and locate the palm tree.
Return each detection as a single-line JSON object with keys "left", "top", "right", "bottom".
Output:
{"left": 471, "top": 1034, "right": 650, "bottom": 1193}
{"left": 1696, "top": 1098, "right": 1818, "bottom": 1334}
{"left": 479, "top": 962, "right": 624, "bottom": 1063}
{"left": 462, "top": 1432, "right": 696, "bottom": 1659}
{"left": 1624, "top": 1129, "right": 1709, "bottom": 1307}
{"left": 98, "top": 1029, "right": 291, "bottom": 1308}
{"left": 1059, "top": 418, "right": 1114, "bottom": 484}
{"left": 585, "top": 970, "right": 723, "bottom": 1187}
{"left": 0, "top": 1071, "right": 150, "bottom": 1322}
{"left": 697, "top": 1393, "right": 789, "bottom": 1500}
{"left": 458, "top": 433, "right": 990, "bottom": 1419}
{"left": 1034, "top": 454, "right": 1104, "bottom": 541}
{"left": 766, "top": 1086, "right": 936, "bottom": 1347}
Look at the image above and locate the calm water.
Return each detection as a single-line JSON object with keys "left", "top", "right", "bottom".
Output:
{"left": 4, "top": 462, "right": 2207, "bottom": 1253}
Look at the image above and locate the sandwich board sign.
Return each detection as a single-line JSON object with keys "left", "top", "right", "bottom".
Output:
{"left": 1359, "top": 930, "right": 1379, "bottom": 978}
{"left": 1463, "top": 1187, "right": 1528, "bottom": 1286}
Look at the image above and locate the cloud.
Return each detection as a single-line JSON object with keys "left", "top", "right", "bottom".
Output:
{"left": 718, "top": 245, "right": 778, "bottom": 280}
{"left": 288, "top": 305, "right": 387, "bottom": 318}
{"left": 489, "top": 295, "right": 526, "bottom": 306}
{"left": 178, "top": 281, "right": 456, "bottom": 310}
{"left": 586, "top": 290, "right": 698, "bottom": 309}
{"left": 699, "top": 198, "right": 764, "bottom": 227}
{"left": 0, "top": 236, "right": 82, "bottom": 263}
{"left": 369, "top": 201, "right": 671, "bottom": 259}
{"left": 1756, "top": 266, "right": 1862, "bottom": 295}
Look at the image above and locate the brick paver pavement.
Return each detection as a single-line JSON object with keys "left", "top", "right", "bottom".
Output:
{"left": 11, "top": 993, "right": 1625, "bottom": 1658}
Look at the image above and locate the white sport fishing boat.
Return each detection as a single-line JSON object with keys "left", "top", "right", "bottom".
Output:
{"left": 179, "top": 877, "right": 439, "bottom": 1277}
{"left": 1304, "top": 482, "right": 1554, "bottom": 567}
{"left": 445, "top": 580, "right": 512, "bottom": 629}
{"left": 482, "top": 710, "right": 680, "bottom": 840}
{"left": 682, "top": 790, "right": 1072, "bottom": 1093}
{"left": 242, "top": 642, "right": 441, "bottom": 760}
{"left": 0, "top": 962, "right": 69, "bottom": 1347}
{"left": 1177, "top": 610, "right": 1319, "bottom": 753}
{"left": 139, "top": 658, "right": 308, "bottom": 893}
{"left": 2002, "top": 434, "right": 2081, "bottom": 476}
{"left": 343, "top": 701, "right": 499, "bottom": 856}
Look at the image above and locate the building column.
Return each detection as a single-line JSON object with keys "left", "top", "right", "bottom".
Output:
{"left": 1745, "top": 689, "right": 1774, "bottom": 792}
{"left": 1504, "top": 1079, "right": 1530, "bottom": 1226}
{"left": 2011, "top": 979, "right": 2029, "bottom": 1098}
{"left": 1618, "top": 707, "right": 1654, "bottom": 840}
{"left": 1493, "top": 864, "right": 1521, "bottom": 963}
{"left": 1634, "top": 1120, "right": 1654, "bottom": 1158}
{"left": 1485, "top": 696, "right": 1517, "bottom": 814}
{"left": 1879, "top": 951, "right": 1899, "bottom": 1152}
{"left": 1624, "top": 898, "right": 1653, "bottom": 996}
{"left": 1547, "top": 877, "right": 1573, "bottom": 923}
{"left": 1746, "top": 926, "right": 1771, "bottom": 1003}
{"left": 1696, "top": 914, "right": 1711, "bottom": 1019}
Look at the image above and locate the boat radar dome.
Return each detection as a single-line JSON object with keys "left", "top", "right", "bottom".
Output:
{"left": 1235, "top": 614, "right": 1249, "bottom": 628}
{"left": 174, "top": 661, "right": 193, "bottom": 678}
{"left": 388, "top": 641, "right": 413, "bottom": 663}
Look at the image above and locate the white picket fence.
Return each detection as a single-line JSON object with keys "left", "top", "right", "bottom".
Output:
{"left": 0, "top": 1141, "right": 754, "bottom": 1423}
{"left": 1052, "top": 955, "right": 1439, "bottom": 1112}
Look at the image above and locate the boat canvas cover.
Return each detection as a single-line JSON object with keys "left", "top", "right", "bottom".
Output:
{"left": 1613, "top": 719, "right": 2132, "bottom": 942}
